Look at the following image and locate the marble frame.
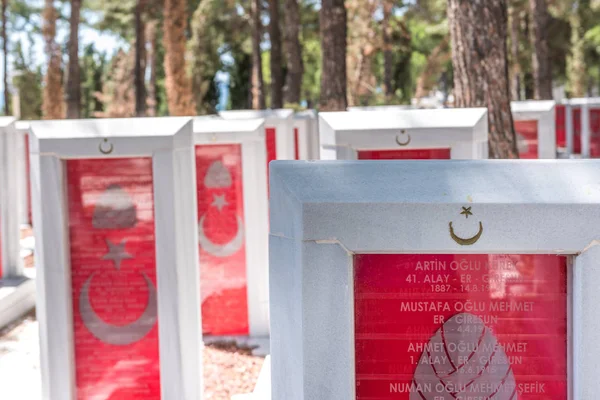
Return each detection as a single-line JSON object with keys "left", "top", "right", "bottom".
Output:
{"left": 563, "top": 98, "right": 600, "bottom": 158}
{"left": 218, "top": 109, "right": 295, "bottom": 161}
{"left": 293, "top": 110, "right": 319, "bottom": 160}
{"left": 319, "top": 108, "right": 489, "bottom": 160}
{"left": 29, "top": 117, "right": 202, "bottom": 400}
{"left": 193, "top": 117, "right": 270, "bottom": 337}
{"left": 269, "top": 160, "right": 600, "bottom": 400}
{"left": 511, "top": 100, "right": 557, "bottom": 159}
{"left": 0, "top": 117, "right": 22, "bottom": 279}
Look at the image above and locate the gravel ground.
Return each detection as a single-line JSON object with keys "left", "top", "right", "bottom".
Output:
{"left": 0, "top": 314, "right": 264, "bottom": 400}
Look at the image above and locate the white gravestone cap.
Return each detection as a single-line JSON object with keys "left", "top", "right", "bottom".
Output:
{"left": 29, "top": 117, "right": 202, "bottom": 400}
{"left": 293, "top": 110, "right": 319, "bottom": 160}
{"left": 270, "top": 160, "right": 600, "bottom": 400}
{"left": 511, "top": 100, "right": 556, "bottom": 159}
{"left": 219, "top": 109, "right": 295, "bottom": 160}
{"left": 193, "top": 117, "right": 270, "bottom": 336}
{"left": 319, "top": 108, "right": 489, "bottom": 160}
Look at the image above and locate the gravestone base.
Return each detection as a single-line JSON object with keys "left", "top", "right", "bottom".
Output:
{"left": 0, "top": 276, "right": 35, "bottom": 331}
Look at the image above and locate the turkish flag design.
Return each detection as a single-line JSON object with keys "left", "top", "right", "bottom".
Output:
{"left": 358, "top": 148, "right": 451, "bottom": 160}
{"left": 354, "top": 254, "right": 567, "bottom": 399}
{"left": 555, "top": 104, "right": 566, "bottom": 149}
{"left": 514, "top": 120, "right": 539, "bottom": 159}
{"left": 195, "top": 144, "right": 248, "bottom": 335}
{"left": 67, "top": 158, "right": 160, "bottom": 400}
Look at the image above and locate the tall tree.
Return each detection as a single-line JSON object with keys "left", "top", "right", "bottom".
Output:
{"left": 66, "top": 0, "right": 81, "bottom": 118}
{"left": 529, "top": 0, "right": 552, "bottom": 99}
{"left": 447, "top": 0, "right": 518, "bottom": 158}
{"left": 1, "top": 0, "right": 9, "bottom": 115}
{"left": 134, "top": 0, "right": 146, "bottom": 116}
{"left": 269, "top": 0, "right": 283, "bottom": 108}
{"left": 42, "top": 0, "right": 65, "bottom": 119}
{"left": 283, "top": 0, "right": 303, "bottom": 105}
{"left": 251, "top": 0, "right": 265, "bottom": 109}
{"left": 163, "top": 0, "right": 195, "bottom": 115}
{"left": 567, "top": 0, "right": 587, "bottom": 97}
{"left": 146, "top": 20, "right": 157, "bottom": 116}
{"left": 509, "top": 4, "right": 522, "bottom": 100}
{"left": 382, "top": 0, "right": 394, "bottom": 99}
{"left": 320, "top": 0, "right": 347, "bottom": 111}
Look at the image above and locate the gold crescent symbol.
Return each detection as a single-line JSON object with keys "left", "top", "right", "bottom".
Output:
{"left": 449, "top": 221, "right": 483, "bottom": 246}
{"left": 395, "top": 131, "right": 411, "bottom": 146}
{"left": 99, "top": 139, "right": 114, "bottom": 155}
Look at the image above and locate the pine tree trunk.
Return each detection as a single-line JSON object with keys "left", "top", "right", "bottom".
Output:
{"left": 283, "top": 0, "right": 303, "bottom": 105}
{"left": 135, "top": 0, "right": 147, "bottom": 116}
{"left": 382, "top": 0, "right": 393, "bottom": 98}
{"left": 447, "top": 0, "right": 518, "bottom": 159}
{"left": 66, "top": 0, "right": 81, "bottom": 118}
{"left": 269, "top": 0, "right": 283, "bottom": 108}
{"left": 163, "top": 0, "right": 196, "bottom": 115}
{"left": 567, "top": 2, "right": 586, "bottom": 97}
{"left": 320, "top": 0, "right": 347, "bottom": 111}
{"left": 42, "top": 0, "right": 65, "bottom": 119}
{"left": 1, "top": 0, "right": 9, "bottom": 115}
{"left": 509, "top": 5, "right": 521, "bottom": 100}
{"left": 529, "top": 0, "right": 552, "bottom": 99}
{"left": 251, "top": 0, "right": 265, "bottom": 109}
{"left": 146, "top": 21, "right": 157, "bottom": 116}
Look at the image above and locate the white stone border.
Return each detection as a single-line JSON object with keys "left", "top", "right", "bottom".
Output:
{"left": 319, "top": 108, "right": 489, "bottom": 160}
{"left": 0, "top": 117, "right": 22, "bottom": 279}
{"left": 219, "top": 109, "right": 295, "bottom": 161}
{"left": 29, "top": 117, "right": 202, "bottom": 400}
{"left": 293, "top": 110, "right": 319, "bottom": 160}
{"left": 511, "top": 100, "right": 556, "bottom": 159}
{"left": 14, "top": 121, "right": 30, "bottom": 226}
{"left": 269, "top": 160, "right": 600, "bottom": 400}
{"left": 193, "top": 117, "right": 270, "bottom": 337}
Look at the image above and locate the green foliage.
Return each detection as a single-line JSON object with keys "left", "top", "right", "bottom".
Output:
{"left": 12, "top": 40, "right": 43, "bottom": 120}
{"left": 81, "top": 44, "right": 106, "bottom": 118}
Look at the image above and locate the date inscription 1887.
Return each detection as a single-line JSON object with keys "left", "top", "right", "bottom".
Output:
{"left": 354, "top": 254, "right": 567, "bottom": 399}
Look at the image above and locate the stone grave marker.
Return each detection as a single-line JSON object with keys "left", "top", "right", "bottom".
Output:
{"left": 319, "top": 108, "right": 488, "bottom": 160}
{"left": 0, "top": 117, "right": 33, "bottom": 330}
{"left": 293, "top": 110, "right": 319, "bottom": 160}
{"left": 557, "top": 98, "right": 600, "bottom": 158}
{"left": 219, "top": 109, "right": 295, "bottom": 168}
{"left": 511, "top": 100, "right": 556, "bottom": 159}
{"left": 270, "top": 160, "right": 600, "bottom": 399}
{"left": 29, "top": 117, "right": 202, "bottom": 400}
{"left": 193, "top": 117, "right": 269, "bottom": 338}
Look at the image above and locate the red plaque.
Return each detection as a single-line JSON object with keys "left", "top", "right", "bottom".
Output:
{"left": 195, "top": 144, "right": 248, "bottom": 335}
{"left": 358, "top": 148, "right": 451, "bottom": 160}
{"left": 555, "top": 105, "right": 566, "bottom": 149}
{"left": 591, "top": 109, "right": 600, "bottom": 158}
{"left": 354, "top": 254, "right": 567, "bottom": 399}
{"left": 573, "top": 108, "right": 582, "bottom": 154}
{"left": 67, "top": 158, "right": 160, "bottom": 399}
{"left": 266, "top": 127, "right": 277, "bottom": 172}
{"left": 294, "top": 127, "right": 300, "bottom": 160}
{"left": 514, "top": 120, "right": 539, "bottom": 159}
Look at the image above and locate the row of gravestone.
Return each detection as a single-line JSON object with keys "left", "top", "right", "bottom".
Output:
{"left": 0, "top": 98, "right": 597, "bottom": 399}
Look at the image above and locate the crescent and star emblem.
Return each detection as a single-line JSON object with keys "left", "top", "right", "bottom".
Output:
{"left": 395, "top": 130, "right": 411, "bottom": 146}
{"left": 99, "top": 138, "right": 114, "bottom": 155}
{"left": 198, "top": 161, "right": 245, "bottom": 257}
{"left": 79, "top": 238, "right": 157, "bottom": 346}
{"left": 449, "top": 207, "right": 484, "bottom": 246}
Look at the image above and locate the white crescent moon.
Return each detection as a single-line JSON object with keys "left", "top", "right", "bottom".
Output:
{"left": 198, "top": 214, "right": 244, "bottom": 257}
{"left": 79, "top": 272, "right": 157, "bottom": 346}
